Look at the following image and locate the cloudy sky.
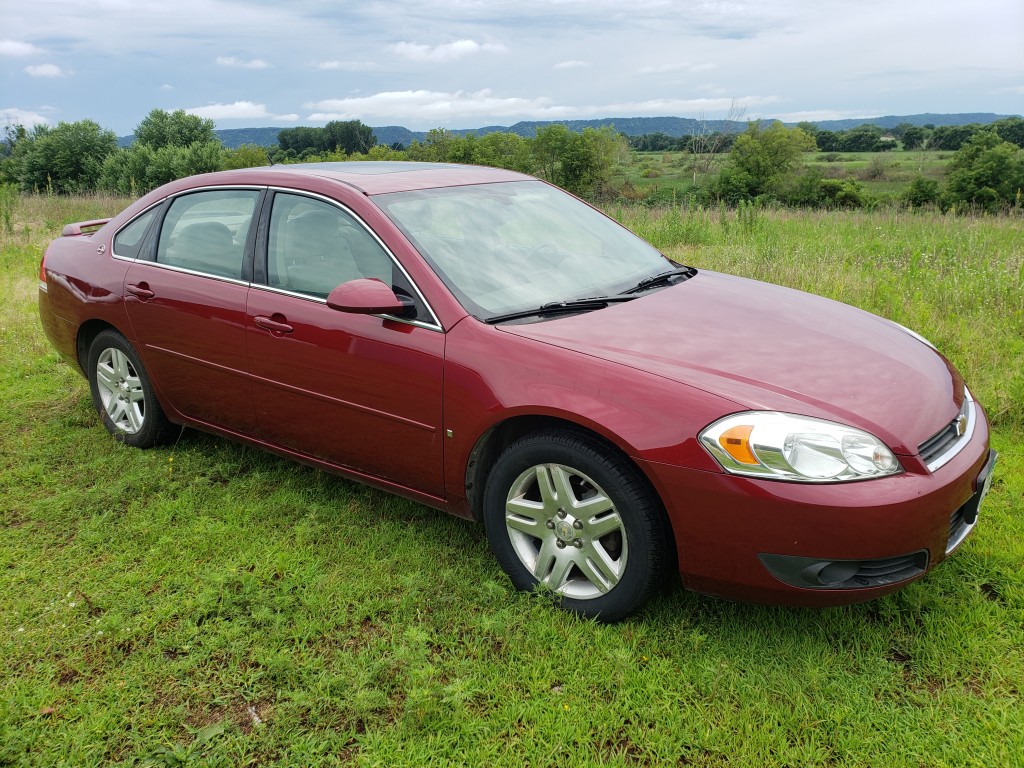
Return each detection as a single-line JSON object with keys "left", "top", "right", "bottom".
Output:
{"left": 3, "top": 0, "right": 1022, "bottom": 136}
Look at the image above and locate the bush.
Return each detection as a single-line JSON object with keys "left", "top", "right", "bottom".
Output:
{"left": 943, "top": 131, "right": 1024, "bottom": 212}
{"left": 903, "top": 176, "right": 941, "bottom": 208}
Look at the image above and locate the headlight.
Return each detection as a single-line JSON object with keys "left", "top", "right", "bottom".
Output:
{"left": 699, "top": 412, "right": 902, "bottom": 483}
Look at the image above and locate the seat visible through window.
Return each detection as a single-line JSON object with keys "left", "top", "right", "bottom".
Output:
{"left": 164, "top": 221, "right": 240, "bottom": 278}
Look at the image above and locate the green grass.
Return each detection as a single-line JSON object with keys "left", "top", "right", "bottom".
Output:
{"left": 618, "top": 150, "right": 954, "bottom": 203}
{"left": 2, "top": 195, "right": 1022, "bottom": 766}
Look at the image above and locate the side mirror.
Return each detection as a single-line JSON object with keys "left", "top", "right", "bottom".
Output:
{"left": 326, "top": 278, "right": 414, "bottom": 316}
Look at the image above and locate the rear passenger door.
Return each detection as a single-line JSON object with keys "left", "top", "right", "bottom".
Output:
{"left": 122, "top": 188, "right": 263, "bottom": 434}
{"left": 245, "top": 191, "right": 446, "bottom": 496}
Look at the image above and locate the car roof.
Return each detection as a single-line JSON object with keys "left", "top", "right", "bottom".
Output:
{"left": 225, "top": 161, "right": 535, "bottom": 195}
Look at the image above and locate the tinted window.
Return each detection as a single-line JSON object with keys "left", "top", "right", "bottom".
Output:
{"left": 267, "top": 194, "right": 393, "bottom": 298}
{"left": 112, "top": 207, "right": 159, "bottom": 260}
{"left": 156, "top": 190, "right": 259, "bottom": 279}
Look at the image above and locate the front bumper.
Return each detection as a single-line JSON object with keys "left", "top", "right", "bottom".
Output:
{"left": 639, "top": 418, "right": 994, "bottom": 606}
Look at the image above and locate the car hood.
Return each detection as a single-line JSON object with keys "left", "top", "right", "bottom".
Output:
{"left": 498, "top": 271, "right": 962, "bottom": 455}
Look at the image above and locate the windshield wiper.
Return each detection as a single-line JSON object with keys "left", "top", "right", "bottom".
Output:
{"left": 621, "top": 265, "right": 697, "bottom": 294}
{"left": 484, "top": 295, "right": 636, "bottom": 325}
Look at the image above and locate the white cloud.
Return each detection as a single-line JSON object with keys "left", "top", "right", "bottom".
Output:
{"left": 636, "top": 62, "right": 717, "bottom": 75}
{"left": 25, "top": 63, "right": 63, "bottom": 77}
{"left": 388, "top": 39, "right": 507, "bottom": 63}
{"left": 185, "top": 101, "right": 298, "bottom": 121}
{"left": 592, "top": 95, "right": 779, "bottom": 116}
{"left": 161, "top": 84, "right": 174, "bottom": 91}
{"left": 215, "top": 56, "right": 270, "bottom": 70}
{"left": 768, "top": 109, "right": 878, "bottom": 124}
{"left": 553, "top": 60, "right": 590, "bottom": 70}
{"left": 305, "top": 89, "right": 783, "bottom": 125}
{"left": 315, "top": 60, "right": 377, "bottom": 71}
{"left": 0, "top": 107, "right": 50, "bottom": 127}
{"left": 307, "top": 89, "right": 571, "bottom": 123}
{"left": 0, "top": 39, "right": 44, "bottom": 57}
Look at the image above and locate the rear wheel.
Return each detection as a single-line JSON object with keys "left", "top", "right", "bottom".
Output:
{"left": 483, "top": 430, "right": 670, "bottom": 621}
{"left": 87, "top": 330, "right": 177, "bottom": 448}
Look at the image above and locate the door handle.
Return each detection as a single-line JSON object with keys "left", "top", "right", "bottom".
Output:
{"left": 126, "top": 283, "right": 155, "bottom": 300}
{"left": 254, "top": 315, "right": 294, "bottom": 335}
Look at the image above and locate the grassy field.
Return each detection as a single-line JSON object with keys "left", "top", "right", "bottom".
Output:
{"left": 1, "top": 195, "right": 1022, "bottom": 767}
{"left": 619, "top": 150, "right": 952, "bottom": 203}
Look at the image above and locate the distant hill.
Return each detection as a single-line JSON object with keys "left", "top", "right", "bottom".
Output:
{"left": 117, "top": 113, "right": 1019, "bottom": 149}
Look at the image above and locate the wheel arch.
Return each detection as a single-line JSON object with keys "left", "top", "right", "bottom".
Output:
{"left": 464, "top": 414, "right": 673, "bottom": 539}
{"left": 76, "top": 319, "right": 125, "bottom": 373}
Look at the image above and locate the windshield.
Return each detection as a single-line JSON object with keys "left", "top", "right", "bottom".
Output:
{"left": 374, "top": 181, "right": 674, "bottom": 320}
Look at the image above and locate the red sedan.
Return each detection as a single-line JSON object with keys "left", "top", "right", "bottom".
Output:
{"left": 38, "top": 162, "right": 996, "bottom": 620}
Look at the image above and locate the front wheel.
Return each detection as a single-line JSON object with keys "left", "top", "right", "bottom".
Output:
{"left": 87, "top": 330, "right": 177, "bottom": 448}
{"left": 483, "top": 430, "right": 670, "bottom": 622}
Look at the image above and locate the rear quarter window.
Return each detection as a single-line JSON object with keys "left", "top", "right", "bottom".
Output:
{"left": 112, "top": 207, "right": 160, "bottom": 260}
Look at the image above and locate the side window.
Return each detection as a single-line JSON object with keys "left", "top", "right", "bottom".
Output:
{"left": 156, "top": 190, "right": 260, "bottom": 279}
{"left": 112, "top": 207, "right": 159, "bottom": 260}
{"left": 267, "top": 193, "right": 393, "bottom": 298}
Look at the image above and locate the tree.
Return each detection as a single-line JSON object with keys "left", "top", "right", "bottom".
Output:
{"left": 814, "top": 130, "right": 841, "bottom": 152}
{"left": 532, "top": 124, "right": 570, "bottom": 185}
{"left": 992, "top": 116, "right": 1024, "bottom": 149}
{"left": 406, "top": 128, "right": 462, "bottom": 162}
{"left": 838, "top": 124, "right": 888, "bottom": 152}
{"left": 929, "top": 124, "right": 982, "bottom": 151}
{"left": 278, "top": 126, "right": 329, "bottom": 155}
{"left": 901, "top": 126, "right": 929, "bottom": 150}
{"left": 473, "top": 132, "right": 534, "bottom": 173}
{"left": 943, "top": 131, "right": 1024, "bottom": 212}
{"left": 134, "top": 109, "right": 216, "bottom": 149}
{"left": 99, "top": 144, "right": 155, "bottom": 195}
{"left": 221, "top": 143, "right": 271, "bottom": 170}
{"left": 0, "top": 124, "right": 29, "bottom": 184}
{"left": 690, "top": 102, "right": 745, "bottom": 186}
{"left": 324, "top": 120, "right": 376, "bottom": 155}
{"left": 903, "top": 176, "right": 940, "bottom": 208}
{"left": 530, "top": 124, "right": 620, "bottom": 198}
{"left": 18, "top": 120, "right": 118, "bottom": 193}
{"left": 714, "top": 121, "right": 816, "bottom": 202}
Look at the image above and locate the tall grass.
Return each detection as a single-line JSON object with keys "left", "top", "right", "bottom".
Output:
{"left": 1, "top": 195, "right": 1021, "bottom": 767}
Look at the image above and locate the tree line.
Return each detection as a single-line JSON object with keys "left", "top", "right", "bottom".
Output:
{"left": 0, "top": 109, "right": 624, "bottom": 201}
{"left": 629, "top": 117, "right": 1024, "bottom": 154}
{"left": 1, "top": 109, "right": 1022, "bottom": 212}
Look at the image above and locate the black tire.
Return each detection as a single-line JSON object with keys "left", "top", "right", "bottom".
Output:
{"left": 87, "top": 330, "right": 177, "bottom": 448}
{"left": 483, "top": 429, "right": 670, "bottom": 622}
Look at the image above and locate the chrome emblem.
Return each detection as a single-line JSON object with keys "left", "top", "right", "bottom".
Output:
{"left": 555, "top": 521, "right": 575, "bottom": 541}
{"left": 96, "top": 244, "right": 106, "bottom": 254}
{"left": 954, "top": 413, "right": 968, "bottom": 437}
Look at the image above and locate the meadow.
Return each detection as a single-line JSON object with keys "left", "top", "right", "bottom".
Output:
{"left": 1, "top": 194, "right": 1021, "bottom": 767}
{"left": 620, "top": 150, "right": 952, "bottom": 203}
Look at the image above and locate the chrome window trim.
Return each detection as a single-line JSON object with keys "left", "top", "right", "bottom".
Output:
{"left": 925, "top": 389, "right": 976, "bottom": 473}
{"left": 111, "top": 185, "right": 267, "bottom": 264}
{"left": 266, "top": 186, "right": 443, "bottom": 331}
{"left": 136, "top": 261, "right": 252, "bottom": 287}
{"left": 110, "top": 199, "right": 166, "bottom": 262}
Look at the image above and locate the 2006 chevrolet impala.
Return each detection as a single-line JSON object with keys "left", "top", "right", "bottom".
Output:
{"left": 38, "top": 162, "right": 997, "bottom": 621}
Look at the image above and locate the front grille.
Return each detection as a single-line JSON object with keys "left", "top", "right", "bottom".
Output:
{"left": 919, "top": 394, "right": 973, "bottom": 471}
